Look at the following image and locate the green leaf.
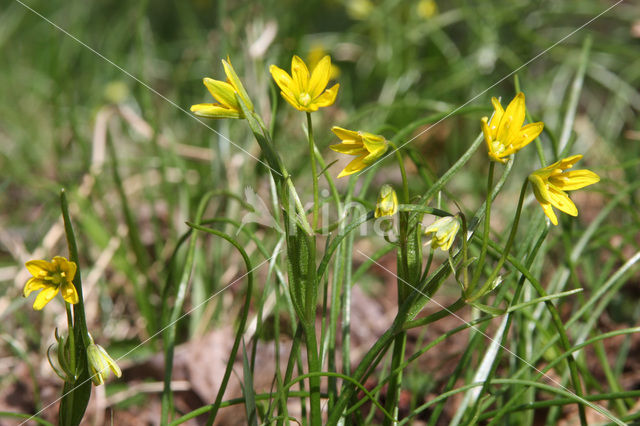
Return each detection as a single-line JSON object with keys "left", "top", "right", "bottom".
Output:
{"left": 58, "top": 357, "right": 91, "bottom": 426}
{"left": 241, "top": 341, "right": 258, "bottom": 426}
{"left": 469, "top": 302, "right": 504, "bottom": 316}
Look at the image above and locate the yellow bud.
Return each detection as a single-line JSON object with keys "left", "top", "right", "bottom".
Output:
{"left": 375, "top": 185, "right": 398, "bottom": 218}
{"left": 87, "top": 343, "right": 122, "bottom": 386}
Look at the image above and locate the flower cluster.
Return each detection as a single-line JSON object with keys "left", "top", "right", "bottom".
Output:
{"left": 191, "top": 55, "right": 600, "bottom": 238}
{"left": 23, "top": 255, "right": 121, "bottom": 387}
{"left": 191, "top": 54, "right": 388, "bottom": 177}
{"left": 480, "top": 92, "right": 599, "bottom": 225}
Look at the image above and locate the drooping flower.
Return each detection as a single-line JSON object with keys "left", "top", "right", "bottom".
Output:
{"left": 190, "top": 58, "right": 254, "bottom": 119}
{"left": 528, "top": 155, "right": 600, "bottom": 225}
{"left": 87, "top": 343, "right": 122, "bottom": 386}
{"left": 269, "top": 55, "right": 339, "bottom": 112}
{"left": 330, "top": 126, "right": 388, "bottom": 177}
{"left": 24, "top": 256, "right": 79, "bottom": 310}
{"left": 375, "top": 185, "right": 398, "bottom": 218}
{"left": 481, "top": 92, "right": 544, "bottom": 163}
{"left": 423, "top": 216, "right": 460, "bottom": 251}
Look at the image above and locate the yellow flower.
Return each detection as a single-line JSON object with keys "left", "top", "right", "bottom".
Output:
{"left": 87, "top": 343, "right": 122, "bottom": 386}
{"left": 24, "top": 256, "right": 79, "bottom": 310}
{"left": 417, "top": 0, "right": 438, "bottom": 18}
{"left": 423, "top": 216, "right": 460, "bottom": 251}
{"left": 190, "top": 58, "right": 253, "bottom": 119}
{"left": 481, "top": 92, "right": 544, "bottom": 163}
{"left": 375, "top": 185, "right": 398, "bottom": 218}
{"left": 330, "top": 126, "right": 389, "bottom": 177}
{"left": 269, "top": 55, "right": 339, "bottom": 112}
{"left": 528, "top": 155, "right": 600, "bottom": 226}
{"left": 346, "top": 0, "right": 373, "bottom": 20}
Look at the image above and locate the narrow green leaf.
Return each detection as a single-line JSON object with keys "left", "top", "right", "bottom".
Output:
{"left": 241, "top": 341, "right": 258, "bottom": 426}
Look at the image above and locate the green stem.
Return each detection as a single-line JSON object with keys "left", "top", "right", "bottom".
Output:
{"left": 307, "top": 112, "right": 319, "bottom": 231}
{"left": 64, "top": 303, "right": 76, "bottom": 376}
{"left": 468, "top": 178, "right": 527, "bottom": 302}
{"left": 60, "top": 190, "right": 91, "bottom": 348}
{"left": 312, "top": 144, "right": 342, "bottom": 218}
{"left": 514, "top": 75, "right": 546, "bottom": 167}
{"left": 63, "top": 302, "right": 75, "bottom": 426}
{"left": 469, "top": 161, "right": 495, "bottom": 295}
{"left": 383, "top": 332, "right": 406, "bottom": 425}
{"left": 388, "top": 141, "right": 410, "bottom": 204}
{"left": 59, "top": 189, "right": 92, "bottom": 426}
{"left": 381, "top": 144, "right": 413, "bottom": 423}
{"left": 303, "top": 323, "right": 322, "bottom": 426}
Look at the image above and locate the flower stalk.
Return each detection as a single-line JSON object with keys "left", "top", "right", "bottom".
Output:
{"left": 307, "top": 112, "right": 320, "bottom": 230}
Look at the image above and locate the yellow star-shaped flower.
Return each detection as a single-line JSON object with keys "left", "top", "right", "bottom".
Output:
{"left": 24, "top": 256, "right": 79, "bottom": 310}
{"left": 270, "top": 55, "right": 339, "bottom": 112}
{"left": 330, "top": 126, "right": 388, "bottom": 177}
{"left": 528, "top": 155, "right": 600, "bottom": 225}
{"left": 481, "top": 92, "right": 544, "bottom": 163}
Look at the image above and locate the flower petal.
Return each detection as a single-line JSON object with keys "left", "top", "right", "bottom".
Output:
{"left": 97, "top": 344, "right": 122, "bottom": 378}
{"left": 25, "top": 259, "right": 54, "bottom": 277}
{"left": 330, "top": 142, "right": 367, "bottom": 156}
{"left": 488, "top": 150, "right": 509, "bottom": 163}
{"left": 529, "top": 173, "right": 552, "bottom": 204}
{"left": 541, "top": 202, "right": 558, "bottom": 226}
{"left": 337, "top": 155, "right": 368, "bottom": 177}
{"left": 60, "top": 281, "right": 79, "bottom": 305}
{"left": 496, "top": 92, "right": 525, "bottom": 145}
{"left": 279, "top": 90, "right": 306, "bottom": 111}
{"left": 312, "top": 84, "right": 339, "bottom": 108}
{"left": 53, "top": 257, "right": 76, "bottom": 282}
{"left": 203, "top": 78, "right": 238, "bottom": 109}
{"left": 190, "top": 103, "right": 242, "bottom": 119}
{"left": 360, "top": 132, "right": 387, "bottom": 154}
{"left": 481, "top": 117, "right": 494, "bottom": 151}
{"left": 33, "top": 286, "right": 59, "bottom": 310}
{"left": 291, "top": 55, "right": 310, "bottom": 94}
{"left": 489, "top": 97, "right": 504, "bottom": 132}
{"left": 552, "top": 170, "right": 600, "bottom": 190}
{"left": 24, "top": 277, "right": 47, "bottom": 297}
{"left": 548, "top": 186, "right": 578, "bottom": 216}
{"left": 222, "top": 58, "right": 253, "bottom": 111}
{"left": 269, "top": 65, "right": 296, "bottom": 98}
{"left": 331, "top": 126, "right": 360, "bottom": 141}
{"left": 557, "top": 155, "right": 583, "bottom": 170}
{"left": 308, "top": 55, "right": 331, "bottom": 99}
{"left": 511, "top": 121, "right": 544, "bottom": 150}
